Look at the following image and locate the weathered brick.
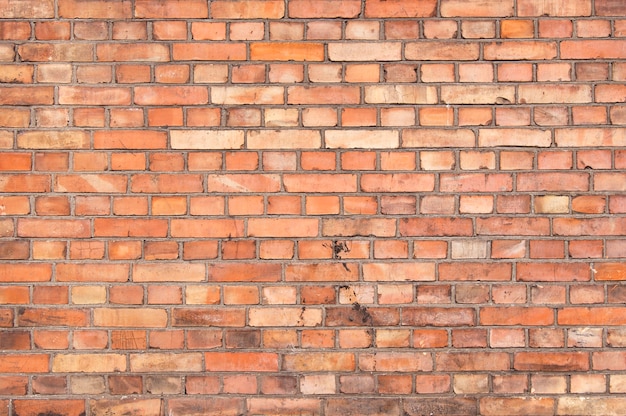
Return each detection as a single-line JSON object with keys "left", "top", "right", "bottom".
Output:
{"left": 52, "top": 353, "right": 126, "bottom": 373}
{"left": 441, "top": 85, "right": 515, "bottom": 105}
{"left": 249, "top": 307, "right": 322, "bottom": 327}
{"left": 13, "top": 400, "right": 85, "bottom": 416}
{"left": 360, "top": 352, "right": 432, "bottom": 372}
{"left": 90, "top": 399, "right": 162, "bottom": 416}
{"left": 406, "top": 41, "right": 479, "bottom": 61}
{"left": 403, "top": 129, "right": 475, "bottom": 148}
{"left": 436, "top": 352, "right": 509, "bottom": 371}
{"left": 405, "top": 398, "right": 476, "bottom": 415}
{"left": 518, "top": 0, "right": 591, "bottom": 16}
{"left": 363, "top": 263, "right": 435, "bottom": 282}
{"left": 481, "top": 398, "right": 555, "bottom": 416}
{"left": 514, "top": 352, "right": 589, "bottom": 371}
{"left": 284, "top": 352, "right": 355, "bottom": 372}
{"left": 130, "top": 352, "right": 202, "bottom": 372}
{"left": 403, "top": 307, "right": 475, "bottom": 327}
{"left": 173, "top": 308, "right": 245, "bottom": 328}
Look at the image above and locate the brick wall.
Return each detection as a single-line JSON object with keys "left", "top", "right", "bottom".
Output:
{"left": 1, "top": 0, "right": 626, "bottom": 415}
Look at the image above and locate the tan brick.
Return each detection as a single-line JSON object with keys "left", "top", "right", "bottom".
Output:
{"left": 130, "top": 353, "right": 202, "bottom": 372}
{"left": 52, "top": 354, "right": 126, "bottom": 373}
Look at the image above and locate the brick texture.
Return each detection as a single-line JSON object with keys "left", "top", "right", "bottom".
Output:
{"left": 1, "top": 0, "right": 626, "bottom": 414}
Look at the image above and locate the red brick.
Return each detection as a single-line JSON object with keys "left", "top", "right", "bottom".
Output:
{"left": 0, "top": 375, "right": 28, "bottom": 395}
{"left": 596, "top": 0, "right": 626, "bottom": 15}
{"left": 0, "top": 240, "right": 30, "bottom": 260}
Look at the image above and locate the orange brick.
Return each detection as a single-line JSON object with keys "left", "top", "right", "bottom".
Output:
{"left": 211, "top": 0, "right": 284, "bottom": 19}
{"left": 365, "top": 0, "right": 436, "bottom": 17}
{"left": 135, "top": 0, "right": 208, "bottom": 18}
{"left": 230, "top": 22, "right": 265, "bottom": 41}
{"left": 501, "top": 20, "right": 534, "bottom": 38}
{"left": 153, "top": 21, "right": 187, "bottom": 40}
{"left": 518, "top": 0, "right": 592, "bottom": 16}
{"left": 0, "top": 21, "right": 32, "bottom": 40}
{"left": 289, "top": 0, "right": 360, "bottom": 18}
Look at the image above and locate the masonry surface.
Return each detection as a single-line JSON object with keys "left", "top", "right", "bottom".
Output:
{"left": 1, "top": 0, "right": 626, "bottom": 415}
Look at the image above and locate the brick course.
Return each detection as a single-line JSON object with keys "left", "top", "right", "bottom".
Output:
{"left": 1, "top": 0, "right": 626, "bottom": 414}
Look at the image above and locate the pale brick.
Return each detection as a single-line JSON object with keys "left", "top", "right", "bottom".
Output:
{"left": 170, "top": 130, "right": 244, "bottom": 150}
{"left": 325, "top": 130, "right": 399, "bottom": 149}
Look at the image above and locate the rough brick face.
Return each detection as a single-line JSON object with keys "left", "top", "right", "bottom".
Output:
{"left": 0, "top": 1, "right": 625, "bottom": 414}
